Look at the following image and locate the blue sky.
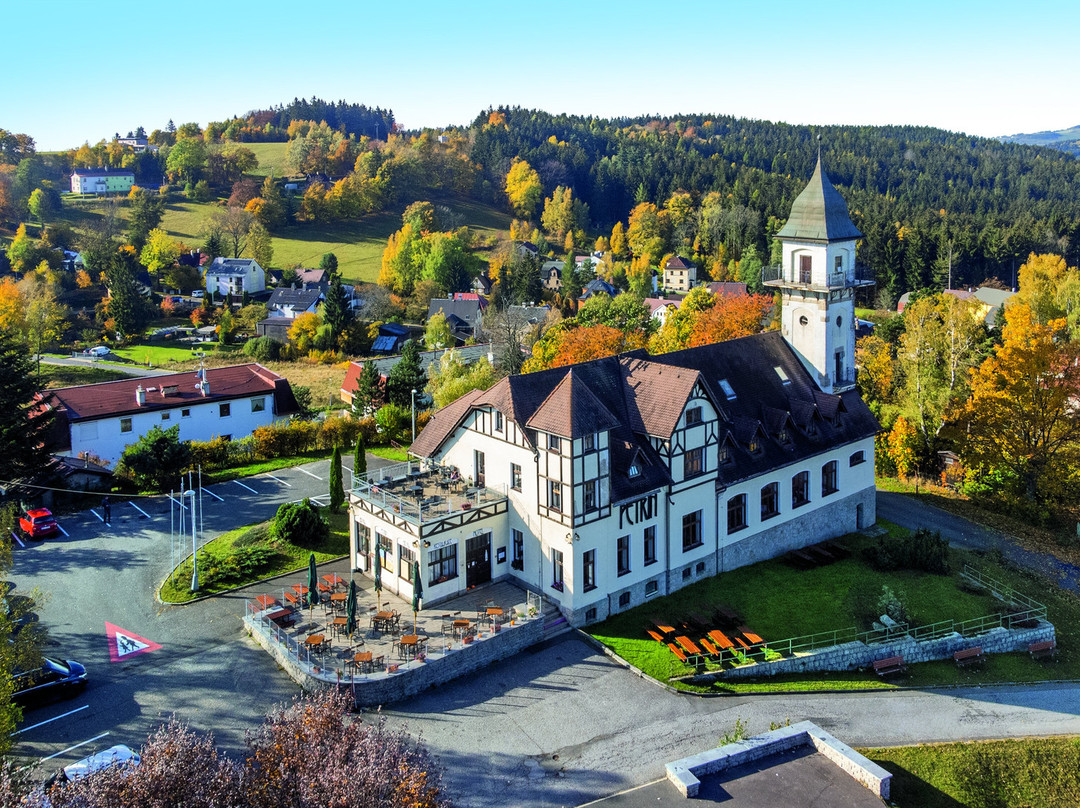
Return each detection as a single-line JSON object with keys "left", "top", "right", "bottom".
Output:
{"left": 7, "top": 0, "right": 1079, "bottom": 150}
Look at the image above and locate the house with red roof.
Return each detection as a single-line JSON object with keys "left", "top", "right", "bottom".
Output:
{"left": 40, "top": 364, "right": 299, "bottom": 466}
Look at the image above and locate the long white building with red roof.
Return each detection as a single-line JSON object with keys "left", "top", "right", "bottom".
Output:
{"left": 40, "top": 363, "right": 299, "bottom": 466}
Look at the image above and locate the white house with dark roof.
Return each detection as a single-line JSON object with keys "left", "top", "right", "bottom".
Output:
{"left": 40, "top": 364, "right": 298, "bottom": 466}
{"left": 205, "top": 257, "right": 265, "bottom": 297}
{"left": 346, "top": 160, "right": 879, "bottom": 624}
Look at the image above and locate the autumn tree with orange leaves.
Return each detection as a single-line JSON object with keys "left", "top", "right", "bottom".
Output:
{"left": 649, "top": 286, "right": 772, "bottom": 354}
{"left": 951, "top": 303, "right": 1080, "bottom": 508}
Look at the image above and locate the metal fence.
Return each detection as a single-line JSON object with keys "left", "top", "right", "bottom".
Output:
{"left": 718, "top": 566, "right": 1046, "bottom": 667}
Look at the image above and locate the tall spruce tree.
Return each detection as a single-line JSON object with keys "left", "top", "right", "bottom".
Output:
{"left": 323, "top": 275, "right": 353, "bottom": 342}
{"left": 386, "top": 339, "right": 425, "bottom": 408}
{"left": 0, "top": 331, "right": 55, "bottom": 481}
{"left": 328, "top": 446, "right": 344, "bottom": 513}
{"left": 353, "top": 436, "right": 367, "bottom": 477}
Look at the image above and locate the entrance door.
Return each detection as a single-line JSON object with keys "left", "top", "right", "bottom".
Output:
{"left": 474, "top": 450, "right": 486, "bottom": 487}
{"left": 799, "top": 255, "right": 812, "bottom": 284}
{"left": 466, "top": 533, "right": 492, "bottom": 588}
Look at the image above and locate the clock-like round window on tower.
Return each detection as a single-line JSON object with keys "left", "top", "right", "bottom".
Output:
{"left": 799, "top": 315, "right": 809, "bottom": 326}
{"left": 835, "top": 315, "right": 842, "bottom": 328}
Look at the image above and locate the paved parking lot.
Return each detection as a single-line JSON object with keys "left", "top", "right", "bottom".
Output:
{"left": 7, "top": 455, "right": 386, "bottom": 771}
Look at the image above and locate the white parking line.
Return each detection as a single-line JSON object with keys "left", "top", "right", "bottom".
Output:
{"left": 129, "top": 501, "right": 151, "bottom": 519}
{"left": 41, "top": 731, "right": 110, "bottom": 762}
{"left": 308, "top": 497, "right": 327, "bottom": 506}
{"left": 294, "top": 467, "right": 323, "bottom": 480}
{"left": 202, "top": 487, "right": 224, "bottom": 502}
{"left": 57, "top": 524, "right": 70, "bottom": 536}
{"left": 264, "top": 473, "right": 291, "bottom": 487}
{"left": 90, "top": 509, "right": 104, "bottom": 523}
{"left": 11, "top": 705, "right": 89, "bottom": 736}
{"left": 11, "top": 531, "right": 25, "bottom": 548}
{"left": 167, "top": 495, "right": 189, "bottom": 511}
{"left": 233, "top": 479, "right": 259, "bottom": 494}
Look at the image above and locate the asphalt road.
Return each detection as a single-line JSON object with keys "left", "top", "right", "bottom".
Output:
{"left": 10, "top": 481, "right": 1080, "bottom": 807}
{"left": 7, "top": 453, "right": 392, "bottom": 771}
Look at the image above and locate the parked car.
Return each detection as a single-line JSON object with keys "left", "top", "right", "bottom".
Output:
{"left": 19, "top": 508, "right": 59, "bottom": 539}
{"left": 57, "top": 745, "right": 140, "bottom": 783}
{"left": 191, "top": 289, "right": 205, "bottom": 298}
{"left": 169, "top": 296, "right": 183, "bottom": 304}
{"left": 86, "top": 346, "right": 110, "bottom": 357}
{"left": 12, "top": 658, "right": 87, "bottom": 708}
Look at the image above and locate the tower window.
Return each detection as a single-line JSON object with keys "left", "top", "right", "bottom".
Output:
{"left": 836, "top": 315, "right": 842, "bottom": 328}
{"left": 799, "top": 255, "right": 812, "bottom": 284}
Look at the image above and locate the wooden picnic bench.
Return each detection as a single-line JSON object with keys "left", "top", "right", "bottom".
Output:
{"left": 667, "top": 643, "right": 688, "bottom": 663}
{"left": 1029, "top": 640, "right": 1057, "bottom": 661}
{"left": 700, "top": 638, "right": 721, "bottom": 658}
{"left": 266, "top": 607, "right": 297, "bottom": 628}
{"left": 708, "top": 630, "right": 735, "bottom": 650}
{"left": 738, "top": 626, "right": 764, "bottom": 645}
{"left": 954, "top": 646, "right": 984, "bottom": 667}
{"left": 715, "top": 605, "right": 741, "bottom": 624}
{"left": 872, "top": 655, "right": 907, "bottom": 677}
{"left": 646, "top": 629, "right": 666, "bottom": 643}
{"left": 675, "top": 636, "right": 701, "bottom": 655}
{"left": 786, "top": 549, "right": 816, "bottom": 567}
{"left": 651, "top": 619, "right": 677, "bottom": 635}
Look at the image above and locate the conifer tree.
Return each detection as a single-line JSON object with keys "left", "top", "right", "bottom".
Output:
{"left": 329, "top": 446, "right": 344, "bottom": 513}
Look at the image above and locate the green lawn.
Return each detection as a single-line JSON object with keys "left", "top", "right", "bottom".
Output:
{"left": 589, "top": 525, "right": 1079, "bottom": 693}
{"left": 159, "top": 508, "right": 349, "bottom": 603}
{"left": 369, "top": 447, "right": 409, "bottom": 462}
{"left": 863, "top": 738, "right": 1080, "bottom": 807}
{"left": 108, "top": 341, "right": 239, "bottom": 366}
{"left": 54, "top": 192, "right": 510, "bottom": 284}
{"left": 243, "top": 142, "right": 292, "bottom": 178}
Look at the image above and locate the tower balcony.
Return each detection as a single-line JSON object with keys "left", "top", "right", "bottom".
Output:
{"left": 762, "top": 264, "right": 876, "bottom": 291}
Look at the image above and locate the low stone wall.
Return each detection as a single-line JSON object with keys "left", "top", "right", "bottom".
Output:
{"left": 245, "top": 614, "right": 543, "bottom": 707}
{"left": 689, "top": 620, "right": 1055, "bottom": 683}
{"left": 665, "top": 721, "right": 891, "bottom": 799}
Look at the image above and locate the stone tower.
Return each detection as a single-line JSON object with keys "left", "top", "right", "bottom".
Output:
{"left": 766, "top": 154, "right": 874, "bottom": 393}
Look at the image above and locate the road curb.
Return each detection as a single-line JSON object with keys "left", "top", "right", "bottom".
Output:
{"left": 156, "top": 554, "right": 349, "bottom": 607}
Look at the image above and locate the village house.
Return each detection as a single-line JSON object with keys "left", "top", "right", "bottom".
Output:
{"left": 69, "top": 167, "right": 135, "bottom": 195}
{"left": 346, "top": 159, "right": 879, "bottom": 625}
{"left": 205, "top": 257, "right": 266, "bottom": 298}
{"left": 41, "top": 364, "right": 299, "bottom": 466}
{"left": 663, "top": 255, "right": 697, "bottom": 292}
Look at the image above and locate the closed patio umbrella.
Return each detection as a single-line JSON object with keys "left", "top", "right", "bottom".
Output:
{"left": 307, "top": 553, "right": 320, "bottom": 612}
{"left": 345, "top": 579, "right": 358, "bottom": 639}
{"left": 412, "top": 560, "right": 423, "bottom": 634}
{"left": 374, "top": 546, "right": 382, "bottom": 612}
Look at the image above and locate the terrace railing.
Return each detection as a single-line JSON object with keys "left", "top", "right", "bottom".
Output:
{"left": 718, "top": 567, "right": 1046, "bottom": 667}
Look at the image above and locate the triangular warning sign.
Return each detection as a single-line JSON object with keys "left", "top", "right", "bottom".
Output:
{"left": 105, "top": 622, "right": 162, "bottom": 662}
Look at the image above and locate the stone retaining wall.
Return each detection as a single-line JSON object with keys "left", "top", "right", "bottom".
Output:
{"left": 245, "top": 615, "right": 543, "bottom": 707}
{"left": 665, "top": 721, "right": 891, "bottom": 799}
{"left": 689, "top": 620, "right": 1054, "bottom": 683}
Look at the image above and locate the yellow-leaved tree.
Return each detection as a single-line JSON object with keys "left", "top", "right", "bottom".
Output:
{"left": 952, "top": 303, "right": 1080, "bottom": 506}
{"left": 504, "top": 158, "right": 542, "bottom": 220}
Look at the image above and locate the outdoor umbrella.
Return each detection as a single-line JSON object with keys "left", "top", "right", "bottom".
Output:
{"left": 374, "top": 546, "right": 382, "bottom": 612}
{"left": 412, "top": 560, "right": 423, "bottom": 634}
{"left": 307, "top": 553, "right": 320, "bottom": 613}
{"left": 345, "top": 579, "right": 358, "bottom": 639}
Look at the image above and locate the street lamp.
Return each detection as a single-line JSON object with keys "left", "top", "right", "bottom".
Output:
{"left": 186, "top": 489, "right": 199, "bottom": 592}
{"left": 411, "top": 388, "right": 418, "bottom": 442}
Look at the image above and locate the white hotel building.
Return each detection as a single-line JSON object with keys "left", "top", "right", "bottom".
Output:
{"left": 348, "top": 159, "right": 879, "bottom": 625}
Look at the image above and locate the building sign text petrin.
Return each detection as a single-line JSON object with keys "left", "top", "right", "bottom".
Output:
{"left": 619, "top": 493, "right": 657, "bottom": 529}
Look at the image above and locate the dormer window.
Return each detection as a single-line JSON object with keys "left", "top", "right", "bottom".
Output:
{"left": 777, "top": 428, "right": 790, "bottom": 445}
{"left": 748, "top": 437, "right": 760, "bottom": 454}
{"left": 718, "top": 379, "right": 736, "bottom": 400}
{"left": 495, "top": 410, "right": 503, "bottom": 431}
{"left": 628, "top": 461, "right": 640, "bottom": 478}
{"left": 718, "top": 441, "right": 733, "bottom": 465}
{"left": 548, "top": 434, "right": 561, "bottom": 452}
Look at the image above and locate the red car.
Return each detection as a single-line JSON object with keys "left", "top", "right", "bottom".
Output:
{"left": 19, "top": 508, "right": 60, "bottom": 540}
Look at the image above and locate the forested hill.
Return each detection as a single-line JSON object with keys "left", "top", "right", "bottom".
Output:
{"left": 467, "top": 108, "right": 1080, "bottom": 297}
{"left": 1002, "top": 125, "right": 1080, "bottom": 157}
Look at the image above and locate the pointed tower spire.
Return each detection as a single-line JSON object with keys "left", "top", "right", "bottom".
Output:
{"left": 766, "top": 152, "right": 874, "bottom": 393}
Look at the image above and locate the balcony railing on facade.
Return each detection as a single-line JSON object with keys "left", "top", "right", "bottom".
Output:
{"left": 350, "top": 459, "right": 507, "bottom": 526}
{"left": 761, "top": 264, "right": 876, "bottom": 290}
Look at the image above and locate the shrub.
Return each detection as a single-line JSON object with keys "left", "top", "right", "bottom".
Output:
{"left": 269, "top": 498, "right": 328, "bottom": 548}
{"left": 199, "top": 545, "right": 281, "bottom": 588}
{"left": 374, "top": 403, "right": 409, "bottom": 443}
{"left": 866, "top": 527, "right": 950, "bottom": 574}
{"left": 242, "top": 335, "right": 282, "bottom": 362}
{"left": 115, "top": 425, "right": 193, "bottom": 491}
{"left": 849, "top": 583, "right": 910, "bottom": 628}
{"left": 876, "top": 584, "right": 908, "bottom": 624}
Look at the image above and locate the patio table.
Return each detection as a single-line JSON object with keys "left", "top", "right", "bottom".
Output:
{"left": 397, "top": 634, "right": 422, "bottom": 659}
{"left": 452, "top": 619, "right": 472, "bottom": 638}
{"left": 676, "top": 636, "right": 701, "bottom": 655}
{"left": 303, "top": 634, "right": 328, "bottom": 654}
{"left": 255, "top": 594, "right": 278, "bottom": 609}
{"left": 351, "top": 651, "right": 373, "bottom": 673}
{"left": 330, "top": 592, "right": 348, "bottom": 603}
{"left": 329, "top": 616, "right": 349, "bottom": 637}
{"left": 708, "top": 629, "right": 735, "bottom": 650}
{"left": 322, "top": 573, "right": 345, "bottom": 589}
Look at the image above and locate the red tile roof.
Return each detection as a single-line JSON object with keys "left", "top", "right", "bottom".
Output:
{"left": 525, "top": 370, "right": 621, "bottom": 438}
{"left": 44, "top": 363, "right": 296, "bottom": 422}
